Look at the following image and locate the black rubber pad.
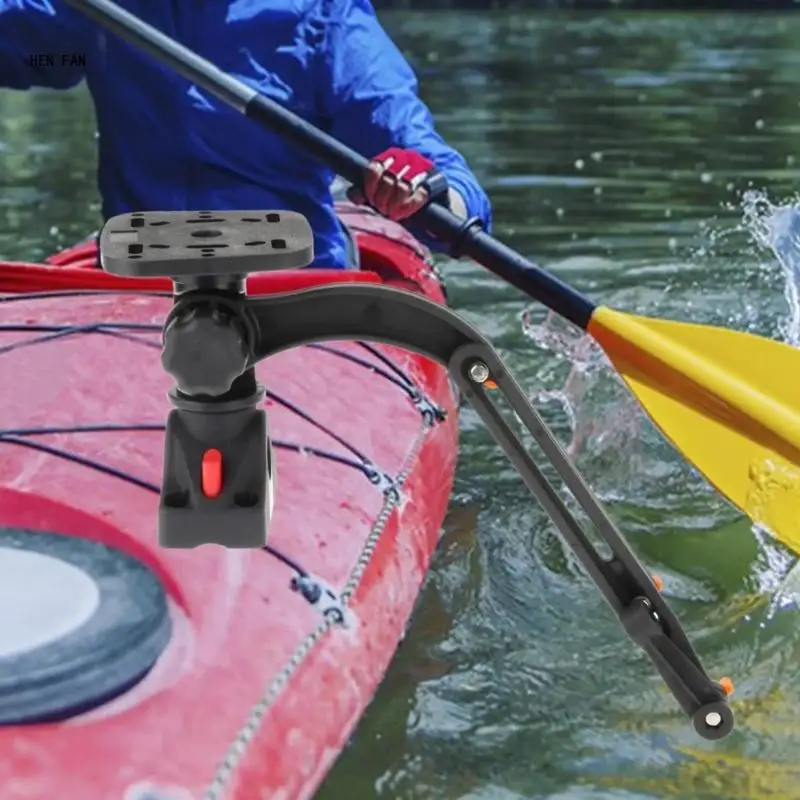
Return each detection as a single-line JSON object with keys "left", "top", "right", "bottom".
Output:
{"left": 0, "top": 528, "right": 171, "bottom": 724}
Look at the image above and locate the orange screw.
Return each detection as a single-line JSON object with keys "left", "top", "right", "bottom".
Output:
{"left": 719, "top": 677, "right": 735, "bottom": 697}
{"left": 652, "top": 574, "right": 664, "bottom": 592}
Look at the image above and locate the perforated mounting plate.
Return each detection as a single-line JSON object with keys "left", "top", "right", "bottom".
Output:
{"left": 98, "top": 210, "right": 314, "bottom": 277}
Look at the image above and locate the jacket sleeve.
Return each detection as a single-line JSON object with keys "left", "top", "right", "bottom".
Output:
{"left": 0, "top": 0, "right": 86, "bottom": 89}
{"left": 315, "top": 0, "right": 492, "bottom": 251}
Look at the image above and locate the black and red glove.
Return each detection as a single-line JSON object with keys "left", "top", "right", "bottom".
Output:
{"left": 348, "top": 147, "right": 450, "bottom": 221}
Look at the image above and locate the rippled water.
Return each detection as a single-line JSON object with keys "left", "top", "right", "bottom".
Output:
{"left": 4, "top": 9, "right": 800, "bottom": 800}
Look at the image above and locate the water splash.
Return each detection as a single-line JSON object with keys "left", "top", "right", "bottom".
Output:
{"left": 520, "top": 308, "right": 626, "bottom": 456}
{"left": 741, "top": 189, "right": 800, "bottom": 344}
{"left": 520, "top": 307, "right": 657, "bottom": 503}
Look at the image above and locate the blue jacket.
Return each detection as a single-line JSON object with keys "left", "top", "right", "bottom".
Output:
{"left": 0, "top": 0, "right": 492, "bottom": 268}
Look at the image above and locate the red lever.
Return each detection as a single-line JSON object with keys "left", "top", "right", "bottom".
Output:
{"left": 201, "top": 449, "right": 223, "bottom": 498}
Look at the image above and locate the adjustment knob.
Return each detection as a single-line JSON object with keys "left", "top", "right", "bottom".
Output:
{"left": 161, "top": 306, "right": 249, "bottom": 396}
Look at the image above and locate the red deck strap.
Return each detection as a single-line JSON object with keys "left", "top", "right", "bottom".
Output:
{"left": 0, "top": 262, "right": 382, "bottom": 294}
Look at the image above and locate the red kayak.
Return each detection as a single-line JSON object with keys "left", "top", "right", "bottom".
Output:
{"left": 0, "top": 204, "right": 458, "bottom": 800}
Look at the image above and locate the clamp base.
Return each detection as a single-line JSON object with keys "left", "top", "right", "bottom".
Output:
{"left": 159, "top": 389, "right": 273, "bottom": 549}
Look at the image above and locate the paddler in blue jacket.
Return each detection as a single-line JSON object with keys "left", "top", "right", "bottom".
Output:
{"left": 0, "top": 0, "right": 492, "bottom": 268}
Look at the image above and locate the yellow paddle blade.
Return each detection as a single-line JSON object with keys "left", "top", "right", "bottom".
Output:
{"left": 586, "top": 306, "right": 800, "bottom": 554}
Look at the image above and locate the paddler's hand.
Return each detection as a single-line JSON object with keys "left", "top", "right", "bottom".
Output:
{"left": 348, "top": 147, "right": 465, "bottom": 221}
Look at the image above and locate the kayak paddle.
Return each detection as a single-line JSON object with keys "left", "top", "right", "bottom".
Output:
{"left": 66, "top": 0, "right": 800, "bottom": 556}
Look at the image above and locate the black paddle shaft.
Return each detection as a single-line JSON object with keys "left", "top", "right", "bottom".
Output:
{"left": 64, "top": 0, "right": 597, "bottom": 329}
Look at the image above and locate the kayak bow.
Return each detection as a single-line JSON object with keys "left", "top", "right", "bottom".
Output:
{"left": 0, "top": 209, "right": 459, "bottom": 800}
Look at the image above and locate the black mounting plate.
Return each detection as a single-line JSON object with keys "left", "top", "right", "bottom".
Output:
{"left": 98, "top": 210, "right": 314, "bottom": 277}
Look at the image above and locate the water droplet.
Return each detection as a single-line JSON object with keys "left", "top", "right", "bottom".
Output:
{"left": 590, "top": 151, "right": 603, "bottom": 162}
{"left": 668, "top": 238, "right": 677, "bottom": 251}
{"left": 556, "top": 208, "right": 565, "bottom": 218}
{"left": 664, "top": 208, "right": 672, "bottom": 218}
{"left": 593, "top": 186, "right": 602, "bottom": 196}
{"left": 751, "top": 87, "right": 764, "bottom": 98}
{"left": 574, "top": 158, "right": 585, "bottom": 170}
{"left": 700, "top": 172, "right": 713, "bottom": 184}
{"left": 755, "top": 119, "right": 765, "bottom": 130}
{"left": 788, "top": 155, "right": 796, "bottom": 166}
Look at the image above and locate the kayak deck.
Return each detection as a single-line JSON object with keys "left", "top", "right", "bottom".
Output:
{"left": 0, "top": 206, "right": 459, "bottom": 800}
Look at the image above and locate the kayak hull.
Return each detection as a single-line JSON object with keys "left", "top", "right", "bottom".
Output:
{"left": 0, "top": 205, "right": 458, "bottom": 800}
